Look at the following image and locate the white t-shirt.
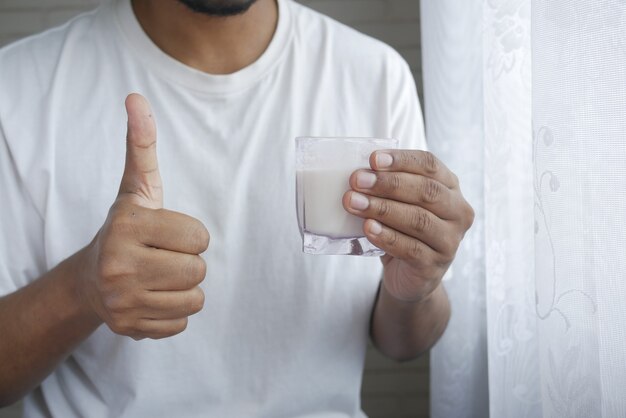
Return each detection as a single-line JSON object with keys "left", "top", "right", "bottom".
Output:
{"left": 0, "top": 0, "right": 425, "bottom": 416}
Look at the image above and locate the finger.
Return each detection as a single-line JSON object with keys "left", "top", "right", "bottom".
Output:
{"left": 138, "top": 286, "right": 205, "bottom": 320}
{"left": 134, "top": 318, "right": 189, "bottom": 340}
{"left": 119, "top": 93, "right": 163, "bottom": 208}
{"left": 362, "top": 219, "right": 446, "bottom": 273}
{"left": 350, "top": 170, "right": 461, "bottom": 220}
{"left": 141, "top": 208, "right": 210, "bottom": 254}
{"left": 110, "top": 203, "right": 210, "bottom": 254}
{"left": 370, "top": 150, "right": 459, "bottom": 189}
{"left": 136, "top": 249, "right": 206, "bottom": 291}
{"left": 343, "top": 191, "right": 459, "bottom": 255}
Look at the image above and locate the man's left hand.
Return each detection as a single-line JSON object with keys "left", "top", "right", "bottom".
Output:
{"left": 343, "top": 150, "right": 474, "bottom": 303}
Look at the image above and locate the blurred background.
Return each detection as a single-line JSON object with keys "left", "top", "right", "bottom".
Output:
{"left": 0, "top": 0, "right": 426, "bottom": 417}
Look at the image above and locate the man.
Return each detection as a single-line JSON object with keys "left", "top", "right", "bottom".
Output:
{"left": 0, "top": 0, "right": 473, "bottom": 416}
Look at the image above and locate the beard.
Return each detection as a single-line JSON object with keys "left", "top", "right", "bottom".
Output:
{"left": 176, "top": 0, "right": 259, "bottom": 16}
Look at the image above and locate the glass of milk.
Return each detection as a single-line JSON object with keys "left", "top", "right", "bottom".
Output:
{"left": 296, "top": 137, "right": 398, "bottom": 256}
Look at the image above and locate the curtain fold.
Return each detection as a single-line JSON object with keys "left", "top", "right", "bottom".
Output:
{"left": 420, "top": 1, "right": 489, "bottom": 417}
{"left": 424, "top": 0, "right": 538, "bottom": 416}
{"left": 532, "top": 1, "right": 626, "bottom": 416}
{"left": 482, "top": 1, "right": 539, "bottom": 416}
{"left": 425, "top": 0, "right": 626, "bottom": 416}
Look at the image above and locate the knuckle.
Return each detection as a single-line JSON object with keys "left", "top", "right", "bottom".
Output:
{"left": 193, "top": 256, "right": 206, "bottom": 282}
{"left": 96, "top": 254, "right": 117, "bottom": 281}
{"left": 109, "top": 318, "right": 133, "bottom": 336}
{"left": 107, "top": 206, "right": 136, "bottom": 236}
{"left": 156, "top": 321, "right": 187, "bottom": 339}
{"left": 384, "top": 229, "right": 399, "bottom": 247}
{"left": 185, "top": 257, "right": 207, "bottom": 285}
{"left": 189, "top": 221, "right": 210, "bottom": 253}
{"left": 197, "top": 257, "right": 207, "bottom": 280}
{"left": 441, "top": 235, "right": 459, "bottom": 259}
{"left": 407, "top": 241, "right": 424, "bottom": 260}
{"left": 421, "top": 179, "right": 442, "bottom": 203}
{"left": 189, "top": 288, "right": 205, "bottom": 314}
{"left": 398, "top": 151, "right": 412, "bottom": 168}
{"left": 387, "top": 173, "right": 402, "bottom": 192}
{"left": 376, "top": 200, "right": 392, "bottom": 218}
{"left": 106, "top": 290, "right": 141, "bottom": 313}
{"left": 410, "top": 210, "right": 432, "bottom": 234}
{"left": 107, "top": 200, "right": 127, "bottom": 220}
{"left": 109, "top": 323, "right": 123, "bottom": 335}
{"left": 435, "top": 251, "right": 453, "bottom": 269}
{"left": 175, "top": 318, "right": 189, "bottom": 334}
{"left": 422, "top": 151, "right": 439, "bottom": 174}
{"left": 451, "top": 172, "right": 460, "bottom": 188}
{"left": 131, "top": 291, "right": 149, "bottom": 308}
{"left": 103, "top": 294, "right": 127, "bottom": 313}
{"left": 97, "top": 256, "right": 128, "bottom": 282}
{"left": 109, "top": 204, "right": 155, "bottom": 244}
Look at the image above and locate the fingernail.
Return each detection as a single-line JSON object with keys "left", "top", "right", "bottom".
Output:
{"left": 349, "top": 192, "right": 370, "bottom": 211}
{"left": 369, "top": 220, "right": 383, "bottom": 235}
{"left": 356, "top": 171, "right": 377, "bottom": 189}
{"left": 376, "top": 152, "right": 393, "bottom": 168}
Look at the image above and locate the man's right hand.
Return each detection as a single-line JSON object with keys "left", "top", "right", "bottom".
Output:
{"left": 0, "top": 93, "right": 210, "bottom": 405}
{"left": 80, "top": 93, "right": 209, "bottom": 340}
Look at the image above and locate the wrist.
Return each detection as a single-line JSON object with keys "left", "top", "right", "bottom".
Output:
{"left": 381, "top": 262, "right": 443, "bottom": 305}
{"left": 379, "top": 278, "right": 440, "bottom": 310}
{"left": 65, "top": 242, "right": 103, "bottom": 327}
{"left": 372, "top": 280, "right": 450, "bottom": 361}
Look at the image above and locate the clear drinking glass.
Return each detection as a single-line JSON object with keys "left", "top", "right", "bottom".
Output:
{"left": 296, "top": 137, "right": 398, "bottom": 256}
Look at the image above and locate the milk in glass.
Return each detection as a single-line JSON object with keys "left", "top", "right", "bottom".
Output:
{"left": 295, "top": 137, "right": 397, "bottom": 256}
{"left": 299, "top": 167, "right": 363, "bottom": 238}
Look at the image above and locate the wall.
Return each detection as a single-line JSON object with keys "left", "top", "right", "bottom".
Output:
{"left": 0, "top": 1, "right": 426, "bottom": 417}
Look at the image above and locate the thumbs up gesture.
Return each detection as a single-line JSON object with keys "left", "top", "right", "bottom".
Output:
{"left": 81, "top": 94, "right": 209, "bottom": 340}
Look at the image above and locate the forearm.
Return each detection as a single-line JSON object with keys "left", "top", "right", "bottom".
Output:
{"left": 0, "top": 247, "right": 101, "bottom": 406}
{"left": 370, "top": 281, "right": 450, "bottom": 361}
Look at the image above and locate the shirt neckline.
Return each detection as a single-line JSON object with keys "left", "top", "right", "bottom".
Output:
{"left": 112, "top": 0, "right": 292, "bottom": 95}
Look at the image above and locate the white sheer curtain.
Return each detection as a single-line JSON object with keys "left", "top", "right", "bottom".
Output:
{"left": 422, "top": 0, "right": 626, "bottom": 417}
{"left": 420, "top": 0, "right": 490, "bottom": 416}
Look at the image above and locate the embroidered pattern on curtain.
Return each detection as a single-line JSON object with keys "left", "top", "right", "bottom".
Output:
{"left": 425, "top": 0, "right": 626, "bottom": 416}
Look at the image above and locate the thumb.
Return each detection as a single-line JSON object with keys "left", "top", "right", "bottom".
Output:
{"left": 118, "top": 93, "right": 162, "bottom": 208}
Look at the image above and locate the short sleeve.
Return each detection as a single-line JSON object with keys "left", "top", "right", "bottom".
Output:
{"left": 389, "top": 55, "right": 427, "bottom": 152}
{"left": 0, "top": 124, "right": 46, "bottom": 297}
